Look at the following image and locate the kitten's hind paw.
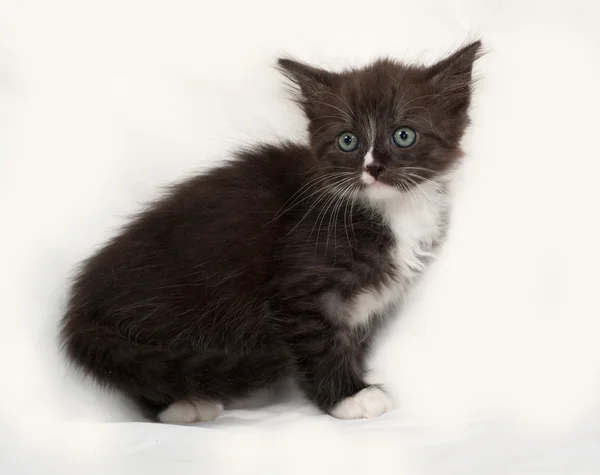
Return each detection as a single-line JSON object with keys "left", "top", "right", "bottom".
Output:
{"left": 158, "top": 399, "right": 223, "bottom": 424}
{"left": 330, "top": 386, "right": 392, "bottom": 420}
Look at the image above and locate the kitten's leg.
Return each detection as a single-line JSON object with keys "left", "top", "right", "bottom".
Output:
{"left": 289, "top": 317, "right": 392, "bottom": 419}
{"left": 133, "top": 345, "right": 289, "bottom": 423}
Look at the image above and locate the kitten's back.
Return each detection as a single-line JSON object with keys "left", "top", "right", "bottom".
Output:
{"left": 60, "top": 142, "right": 312, "bottom": 418}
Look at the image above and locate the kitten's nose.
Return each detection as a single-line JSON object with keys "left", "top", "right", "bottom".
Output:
{"left": 365, "top": 164, "right": 385, "bottom": 179}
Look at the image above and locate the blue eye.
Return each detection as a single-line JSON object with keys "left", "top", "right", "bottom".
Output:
{"left": 392, "top": 127, "right": 417, "bottom": 147}
{"left": 337, "top": 132, "right": 360, "bottom": 152}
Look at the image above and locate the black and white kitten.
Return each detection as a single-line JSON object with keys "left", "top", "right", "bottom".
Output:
{"left": 60, "top": 41, "right": 482, "bottom": 423}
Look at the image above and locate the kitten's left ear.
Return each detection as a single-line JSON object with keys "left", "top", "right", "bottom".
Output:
{"left": 277, "top": 58, "right": 336, "bottom": 98}
{"left": 425, "top": 40, "right": 483, "bottom": 110}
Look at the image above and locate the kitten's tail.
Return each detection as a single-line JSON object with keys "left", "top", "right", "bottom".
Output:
{"left": 59, "top": 322, "right": 287, "bottom": 419}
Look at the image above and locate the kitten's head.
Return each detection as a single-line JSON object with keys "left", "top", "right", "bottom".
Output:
{"left": 278, "top": 41, "right": 482, "bottom": 199}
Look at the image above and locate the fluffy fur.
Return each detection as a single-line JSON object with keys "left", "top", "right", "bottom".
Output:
{"left": 60, "top": 41, "right": 482, "bottom": 422}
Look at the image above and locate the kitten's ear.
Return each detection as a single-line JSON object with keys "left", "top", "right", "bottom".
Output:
{"left": 425, "top": 40, "right": 483, "bottom": 111}
{"left": 277, "top": 58, "right": 336, "bottom": 98}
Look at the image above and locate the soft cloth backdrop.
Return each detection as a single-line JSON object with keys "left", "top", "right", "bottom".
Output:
{"left": 1, "top": 0, "right": 600, "bottom": 473}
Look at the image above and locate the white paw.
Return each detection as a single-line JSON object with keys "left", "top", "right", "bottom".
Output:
{"left": 330, "top": 386, "right": 392, "bottom": 420}
{"left": 158, "top": 400, "right": 224, "bottom": 424}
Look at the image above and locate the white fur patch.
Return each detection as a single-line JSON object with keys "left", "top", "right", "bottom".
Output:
{"left": 369, "top": 178, "right": 446, "bottom": 280}
{"left": 158, "top": 400, "right": 224, "bottom": 424}
{"left": 361, "top": 148, "right": 377, "bottom": 185}
{"left": 325, "top": 178, "right": 447, "bottom": 328}
{"left": 330, "top": 386, "right": 393, "bottom": 419}
{"left": 361, "top": 171, "right": 376, "bottom": 186}
{"left": 363, "top": 147, "right": 375, "bottom": 167}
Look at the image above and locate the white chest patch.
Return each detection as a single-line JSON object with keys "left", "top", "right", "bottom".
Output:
{"left": 323, "top": 179, "right": 448, "bottom": 328}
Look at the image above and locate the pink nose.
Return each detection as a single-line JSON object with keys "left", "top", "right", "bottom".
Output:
{"left": 365, "top": 164, "right": 385, "bottom": 179}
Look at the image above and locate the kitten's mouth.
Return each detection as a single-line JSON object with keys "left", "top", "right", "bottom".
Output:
{"left": 361, "top": 170, "right": 391, "bottom": 188}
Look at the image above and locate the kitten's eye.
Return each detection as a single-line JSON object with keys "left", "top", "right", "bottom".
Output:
{"left": 392, "top": 127, "right": 417, "bottom": 148}
{"left": 337, "top": 132, "right": 360, "bottom": 152}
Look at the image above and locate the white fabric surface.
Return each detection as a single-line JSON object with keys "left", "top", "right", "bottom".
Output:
{"left": 2, "top": 0, "right": 600, "bottom": 473}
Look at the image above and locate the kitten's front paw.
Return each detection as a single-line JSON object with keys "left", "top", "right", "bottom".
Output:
{"left": 330, "top": 386, "right": 392, "bottom": 420}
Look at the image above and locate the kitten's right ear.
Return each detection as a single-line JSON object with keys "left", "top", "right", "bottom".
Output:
{"left": 423, "top": 41, "right": 483, "bottom": 112}
{"left": 277, "top": 58, "right": 336, "bottom": 99}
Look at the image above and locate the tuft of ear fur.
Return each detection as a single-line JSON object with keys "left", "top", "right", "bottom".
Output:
{"left": 425, "top": 40, "right": 484, "bottom": 112}
{"left": 277, "top": 57, "right": 336, "bottom": 99}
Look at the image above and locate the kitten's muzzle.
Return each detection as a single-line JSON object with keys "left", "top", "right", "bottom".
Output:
{"left": 365, "top": 164, "right": 385, "bottom": 180}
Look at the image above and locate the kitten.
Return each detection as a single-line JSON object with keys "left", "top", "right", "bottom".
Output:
{"left": 60, "top": 41, "right": 482, "bottom": 423}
